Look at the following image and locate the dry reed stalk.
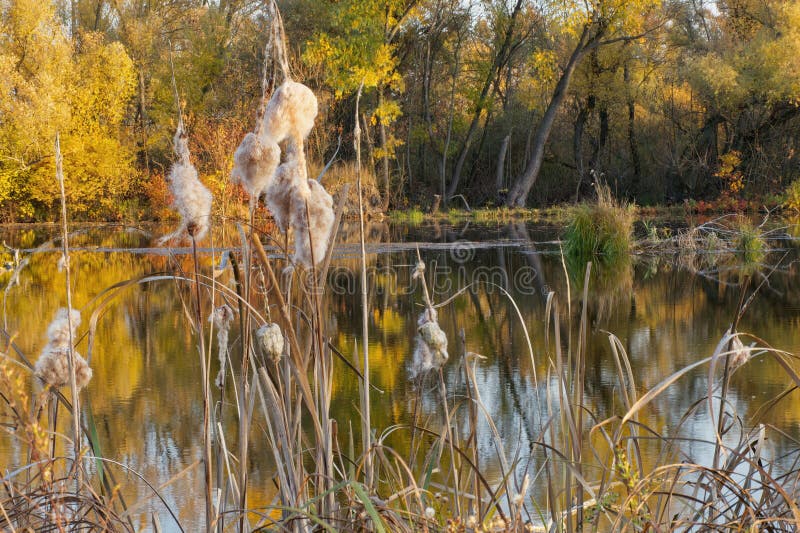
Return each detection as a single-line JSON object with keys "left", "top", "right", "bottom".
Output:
{"left": 189, "top": 236, "right": 215, "bottom": 531}
{"left": 353, "top": 81, "right": 373, "bottom": 489}
{"left": 54, "top": 134, "right": 83, "bottom": 484}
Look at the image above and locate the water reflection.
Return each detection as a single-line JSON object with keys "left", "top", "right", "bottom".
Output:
{"left": 1, "top": 220, "right": 799, "bottom": 530}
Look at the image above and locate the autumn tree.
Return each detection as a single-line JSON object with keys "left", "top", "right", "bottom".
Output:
{"left": 304, "top": 0, "right": 419, "bottom": 210}
{"left": 681, "top": 0, "right": 800, "bottom": 195}
{"left": 0, "top": 0, "right": 136, "bottom": 219}
{"left": 504, "top": 0, "right": 663, "bottom": 206}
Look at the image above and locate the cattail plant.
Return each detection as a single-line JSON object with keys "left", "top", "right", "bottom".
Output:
{"left": 231, "top": 0, "right": 318, "bottom": 213}
{"left": 210, "top": 304, "right": 234, "bottom": 388}
{"left": 264, "top": 139, "right": 334, "bottom": 267}
{"left": 34, "top": 308, "right": 92, "bottom": 391}
{"left": 264, "top": 142, "right": 304, "bottom": 234}
{"left": 158, "top": 125, "right": 213, "bottom": 244}
{"left": 411, "top": 308, "right": 448, "bottom": 376}
{"left": 409, "top": 259, "right": 448, "bottom": 376}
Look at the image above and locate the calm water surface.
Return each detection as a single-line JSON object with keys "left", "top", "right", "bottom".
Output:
{"left": 1, "top": 220, "right": 799, "bottom": 531}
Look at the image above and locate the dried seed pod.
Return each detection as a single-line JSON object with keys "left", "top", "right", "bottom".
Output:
{"left": 34, "top": 308, "right": 92, "bottom": 390}
{"left": 231, "top": 132, "right": 281, "bottom": 209}
{"left": 260, "top": 80, "right": 318, "bottom": 146}
{"left": 158, "top": 125, "right": 213, "bottom": 244}
{"left": 256, "top": 322, "right": 284, "bottom": 362}
{"left": 291, "top": 179, "right": 334, "bottom": 267}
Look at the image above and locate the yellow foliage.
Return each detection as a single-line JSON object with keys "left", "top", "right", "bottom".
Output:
{"left": 715, "top": 151, "right": 745, "bottom": 195}
{"left": 0, "top": 0, "right": 137, "bottom": 219}
{"left": 785, "top": 178, "right": 800, "bottom": 212}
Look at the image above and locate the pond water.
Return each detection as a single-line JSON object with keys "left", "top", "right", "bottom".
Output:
{"left": 1, "top": 219, "right": 799, "bottom": 531}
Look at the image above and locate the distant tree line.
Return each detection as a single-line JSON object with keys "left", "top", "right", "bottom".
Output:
{"left": 1, "top": 0, "right": 799, "bottom": 220}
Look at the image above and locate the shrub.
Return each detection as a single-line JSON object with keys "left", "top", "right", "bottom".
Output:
{"left": 784, "top": 178, "right": 800, "bottom": 213}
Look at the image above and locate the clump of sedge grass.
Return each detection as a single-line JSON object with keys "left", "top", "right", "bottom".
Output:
{"left": 389, "top": 207, "right": 425, "bottom": 225}
{"left": 564, "top": 181, "right": 635, "bottom": 263}
{"left": 734, "top": 218, "right": 766, "bottom": 263}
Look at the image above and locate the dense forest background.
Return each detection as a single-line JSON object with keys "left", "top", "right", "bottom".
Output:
{"left": 1, "top": 0, "right": 799, "bottom": 221}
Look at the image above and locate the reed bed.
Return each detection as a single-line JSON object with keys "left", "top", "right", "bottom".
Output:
{"left": 2, "top": 8, "right": 800, "bottom": 532}
{"left": 3, "top": 218, "right": 800, "bottom": 531}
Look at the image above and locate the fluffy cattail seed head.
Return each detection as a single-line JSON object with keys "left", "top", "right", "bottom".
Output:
{"left": 260, "top": 81, "right": 319, "bottom": 146}
{"left": 46, "top": 307, "right": 81, "bottom": 347}
{"left": 34, "top": 308, "right": 92, "bottom": 390}
{"left": 231, "top": 132, "right": 281, "bottom": 207}
{"left": 210, "top": 304, "right": 235, "bottom": 331}
{"left": 256, "top": 322, "right": 284, "bottom": 362}
{"left": 211, "top": 304, "right": 235, "bottom": 388}
{"left": 409, "top": 310, "right": 449, "bottom": 377}
{"left": 291, "top": 179, "right": 334, "bottom": 267}
{"left": 266, "top": 143, "right": 307, "bottom": 234}
{"left": 159, "top": 124, "right": 213, "bottom": 244}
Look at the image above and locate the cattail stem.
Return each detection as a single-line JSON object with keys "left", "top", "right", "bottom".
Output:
{"left": 55, "top": 134, "right": 82, "bottom": 485}
{"left": 191, "top": 235, "right": 214, "bottom": 531}
{"left": 353, "top": 81, "right": 373, "bottom": 489}
{"left": 238, "top": 209, "right": 256, "bottom": 533}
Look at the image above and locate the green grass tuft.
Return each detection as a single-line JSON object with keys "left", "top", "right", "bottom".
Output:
{"left": 734, "top": 219, "right": 766, "bottom": 264}
{"left": 564, "top": 182, "right": 635, "bottom": 264}
{"left": 389, "top": 207, "right": 425, "bottom": 225}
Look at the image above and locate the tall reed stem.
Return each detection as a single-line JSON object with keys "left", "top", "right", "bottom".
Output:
{"left": 191, "top": 236, "right": 214, "bottom": 531}
{"left": 55, "top": 134, "right": 82, "bottom": 482}
{"left": 354, "top": 81, "right": 373, "bottom": 488}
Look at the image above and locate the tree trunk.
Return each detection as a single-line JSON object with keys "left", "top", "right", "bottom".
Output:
{"left": 423, "top": 40, "right": 446, "bottom": 192}
{"left": 441, "top": 30, "right": 463, "bottom": 202}
{"left": 573, "top": 101, "right": 590, "bottom": 202}
{"left": 624, "top": 62, "right": 641, "bottom": 194}
{"left": 496, "top": 134, "right": 511, "bottom": 192}
{"left": 588, "top": 107, "right": 608, "bottom": 173}
{"left": 505, "top": 37, "right": 589, "bottom": 207}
